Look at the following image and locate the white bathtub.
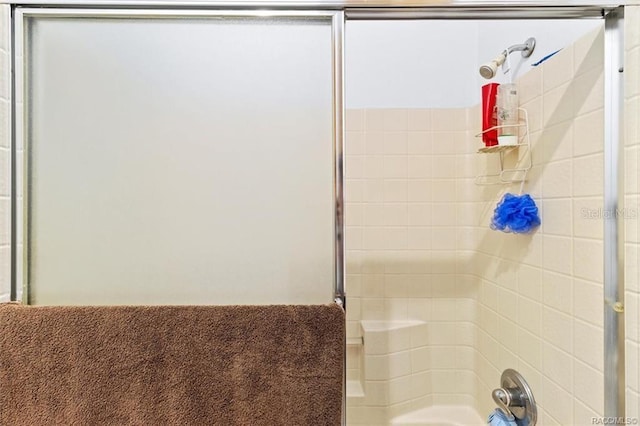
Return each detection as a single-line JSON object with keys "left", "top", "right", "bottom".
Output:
{"left": 390, "top": 405, "right": 485, "bottom": 426}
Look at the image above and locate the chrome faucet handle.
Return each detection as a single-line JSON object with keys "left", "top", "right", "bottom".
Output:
{"left": 492, "top": 369, "right": 538, "bottom": 426}
{"left": 492, "top": 387, "right": 514, "bottom": 417}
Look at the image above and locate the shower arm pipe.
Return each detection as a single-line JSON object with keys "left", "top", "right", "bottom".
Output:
{"left": 492, "top": 37, "right": 537, "bottom": 68}
{"left": 502, "top": 37, "right": 537, "bottom": 59}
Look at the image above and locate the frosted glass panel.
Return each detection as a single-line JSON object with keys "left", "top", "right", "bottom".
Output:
{"left": 25, "top": 15, "right": 335, "bottom": 305}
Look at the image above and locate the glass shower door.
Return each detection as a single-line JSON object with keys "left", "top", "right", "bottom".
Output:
{"left": 17, "top": 10, "right": 342, "bottom": 305}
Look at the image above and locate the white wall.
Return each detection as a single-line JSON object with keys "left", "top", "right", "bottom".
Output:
{"left": 477, "top": 19, "right": 602, "bottom": 86}
{"left": 346, "top": 20, "right": 480, "bottom": 109}
{"left": 346, "top": 18, "right": 602, "bottom": 109}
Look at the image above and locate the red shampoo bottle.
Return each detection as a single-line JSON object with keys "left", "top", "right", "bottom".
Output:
{"left": 482, "top": 83, "right": 500, "bottom": 147}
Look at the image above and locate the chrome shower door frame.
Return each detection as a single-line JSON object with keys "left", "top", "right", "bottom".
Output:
{"left": 10, "top": 8, "right": 346, "bottom": 306}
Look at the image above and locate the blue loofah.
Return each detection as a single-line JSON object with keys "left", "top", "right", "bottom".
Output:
{"left": 490, "top": 193, "right": 541, "bottom": 234}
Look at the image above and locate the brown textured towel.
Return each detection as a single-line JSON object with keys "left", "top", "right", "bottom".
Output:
{"left": 0, "top": 303, "right": 344, "bottom": 425}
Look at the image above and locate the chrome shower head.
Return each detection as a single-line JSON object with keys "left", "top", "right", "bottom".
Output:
{"left": 479, "top": 64, "right": 496, "bottom": 80}
{"left": 479, "top": 37, "right": 536, "bottom": 80}
{"left": 479, "top": 52, "right": 507, "bottom": 79}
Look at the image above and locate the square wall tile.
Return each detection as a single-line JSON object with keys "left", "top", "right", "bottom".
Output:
{"left": 542, "top": 342, "right": 573, "bottom": 393}
{"left": 541, "top": 198, "right": 572, "bottom": 236}
{"left": 0, "top": 6, "right": 10, "bottom": 54}
{"left": 407, "top": 180, "right": 432, "bottom": 202}
{"left": 541, "top": 307, "right": 573, "bottom": 354}
{"left": 574, "top": 320, "right": 603, "bottom": 371}
{"left": 0, "top": 198, "right": 9, "bottom": 246}
{"left": 407, "top": 109, "right": 431, "bottom": 131}
{"left": 518, "top": 66, "right": 542, "bottom": 104}
{"left": 0, "top": 100, "right": 9, "bottom": 149}
{"left": 573, "top": 197, "right": 604, "bottom": 239}
{"left": 540, "top": 121, "right": 573, "bottom": 164}
{"left": 365, "top": 179, "right": 384, "bottom": 203}
{"left": 365, "top": 109, "right": 385, "bottom": 132}
{"left": 574, "top": 361, "right": 604, "bottom": 413}
{"left": 542, "top": 235, "right": 572, "bottom": 275}
{"left": 518, "top": 297, "right": 542, "bottom": 337}
{"left": 573, "top": 154, "right": 604, "bottom": 197}
{"left": 542, "top": 160, "right": 572, "bottom": 198}
{"left": 383, "top": 132, "right": 408, "bottom": 155}
{"left": 573, "top": 109, "right": 604, "bottom": 157}
{"left": 573, "top": 238, "right": 603, "bottom": 283}
{"left": 431, "top": 155, "right": 457, "bottom": 179}
{"left": 383, "top": 109, "right": 408, "bottom": 131}
{"left": 573, "top": 27, "right": 604, "bottom": 76}
{"left": 518, "top": 330, "right": 542, "bottom": 370}
{"left": 542, "top": 270, "right": 573, "bottom": 315}
{"left": 408, "top": 156, "right": 432, "bottom": 179}
{"left": 346, "top": 157, "right": 365, "bottom": 179}
{"left": 515, "top": 264, "right": 541, "bottom": 303}
{"left": 366, "top": 132, "right": 385, "bottom": 155}
{"left": 543, "top": 46, "right": 574, "bottom": 93}
{"left": 543, "top": 82, "right": 574, "bottom": 127}
{"left": 542, "top": 377, "right": 574, "bottom": 425}
{"left": 574, "top": 399, "right": 601, "bottom": 426}
{"left": 383, "top": 156, "right": 408, "bottom": 179}
{"left": 347, "top": 109, "right": 364, "bottom": 132}
{"left": 431, "top": 108, "right": 466, "bottom": 132}
{"left": 0, "top": 149, "right": 9, "bottom": 197}
{"left": 432, "top": 131, "right": 463, "bottom": 155}
{"left": 573, "top": 67, "right": 604, "bottom": 117}
{"left": 347, "top": 131, "right": 365, "bottom": 156}
{"left": 574, "top": 278, "right": 604, "bottom": 327}
{"left": 0, "top": 50, "right": 8, "bottom": 101}
{"left": 346, "top": 179, "right": 365, "bottom": 203}
{"left": 383, "top": 180, "right": 408, "bottom": 203}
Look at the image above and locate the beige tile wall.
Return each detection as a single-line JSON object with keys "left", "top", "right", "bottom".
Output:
{"left": 473, "top": 27, "right": 606, "bottom": 425}
{"left": 625, "top": 5, "right": 640, "bottom": 423}
{"left": 0, "top": 5, "right": 10, "bottom": 302}
{"left": 346, "top": 27, "right": 609, "bottom": 425}
{"left": 345, "top": 106, "right": 478, "bottom": 425}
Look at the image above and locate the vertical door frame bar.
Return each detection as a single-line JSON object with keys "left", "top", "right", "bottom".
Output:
{"left": 332, "top": 11, "right": 346, "bottom": 310}
{"left": 331, "top": 12, "right": 346, "bottom": 424}
{"left": 604, "top": 5, "right": 625, "bottom": 419}
{"left": 12, "top": 6, "right": 24, "bottom": 303}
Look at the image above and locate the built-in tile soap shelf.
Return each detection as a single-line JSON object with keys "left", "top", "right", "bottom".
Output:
{"left": 346, "top": 337, "right": 363, "bottom": 346}
{"left": 474, "top": 108, "right": 532, "bottom": 186}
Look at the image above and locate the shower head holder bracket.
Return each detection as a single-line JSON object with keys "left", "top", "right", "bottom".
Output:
{"left": 509, "top": 37, "right": 536, "bottom": 58}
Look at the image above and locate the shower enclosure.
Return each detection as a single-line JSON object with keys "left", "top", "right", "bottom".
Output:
{"left": 1, "top": 2, "right": 635, "bottom": 426}
{"left": 343, "top": 14, "right": 622, "bottom": 424}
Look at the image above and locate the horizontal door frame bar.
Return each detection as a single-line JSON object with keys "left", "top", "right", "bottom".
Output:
{"left": 15, "top": 7, "right": 341, "bottom": 17}
{"left": 5, "top": 1, "right": 622, "bottom": 17}
{"left": 345, "top": 6, "right": 614, "bottom": 20}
